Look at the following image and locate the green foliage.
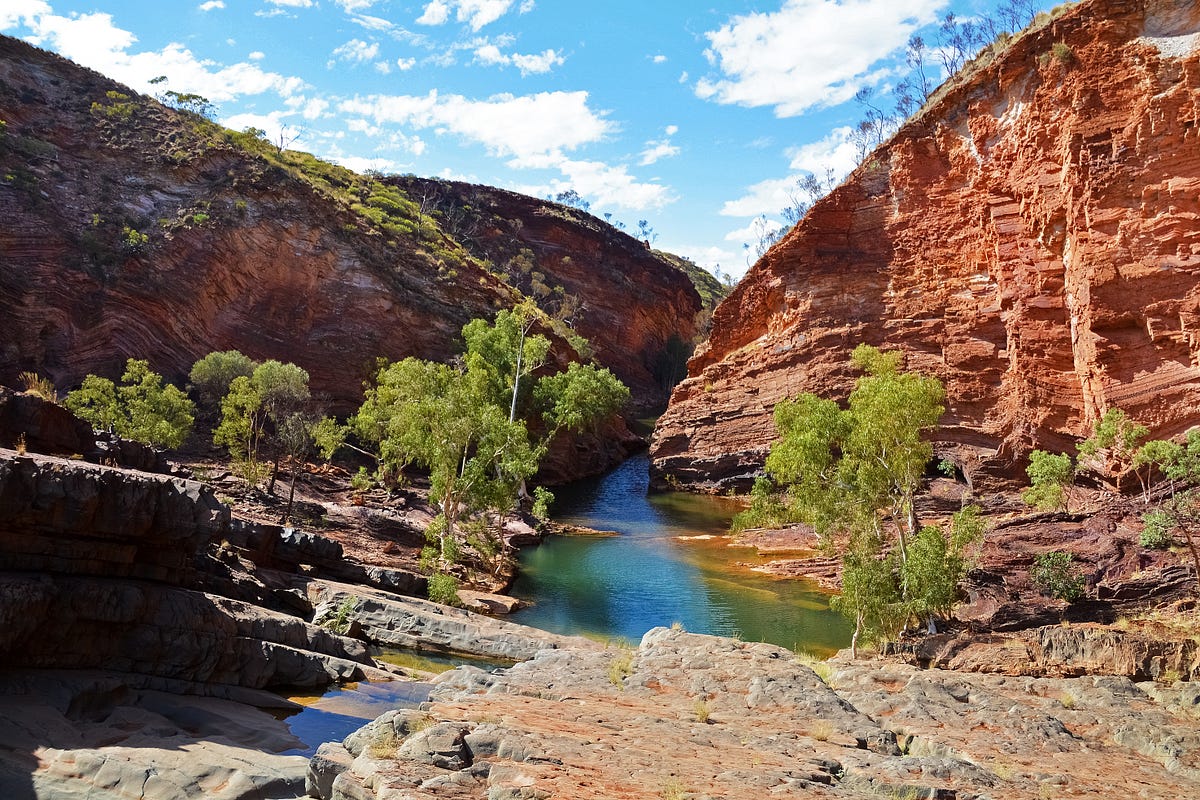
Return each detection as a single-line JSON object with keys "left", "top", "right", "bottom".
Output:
{"left": 91, "top": 91, "right": 136, "bottom": 120}
{"left": 350, "top": 466, "right": 374, "bottom": 493}
{"left": 531, "top": 486, "right": 554, "bottom": 521}
{"left": 730, "top": 476, "right": 787, "bottom": 533}
{"left": 213, "top": 375, "right": 266, "bottom": 485}
{"left": 189, "top": 350, "right": 256, "bottom": 411}
{"left": 427, "top": 572, "right": 461, "bottom": 606}
{"left": 65, "top": 359, "right": 195, "bottom": 449}
{"left": 830, "top": 536, "right": 907, "bottom": 656}
{"left": 1031, "top": 551, "right": 1085, "bottom": 602}
{"left": 322, "top": 597, "right": 358, "bottom": 635}
{"left": 312, "top": 417, "right": 348, "bottom": 461}
{"left": 1079, "top": 408, "right": 1148, "bottom": 491}
{"left": 121, "top": 226, "right": 149, "bottom": 251}
{"left": 1022, "top": 450, "right": 1074, "bottom": 511}
{"left": 752, "top": 345, "right": 944, "bottom": 547}
{"left": 1140, "top": 509, "right": 1174, "bottom": 549}
{"left": 1050, "top": 41, "right": 1073, "bottom": 63}
{"left": 355, "top": 307, "right": 627, "bottom": 576}
{"left": 903, "top": 526, "right": 962, "bottom": 622}
{"left": 747, "top": 345, "right": 955, "bottom": 653}
{"left": 534, "top": 361, "right": 629, "bottom": 435}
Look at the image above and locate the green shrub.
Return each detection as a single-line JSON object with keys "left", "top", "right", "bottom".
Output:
{"left": 1031, "top": 551, "right": 1085, "bottom": 602}
{"left": 1023, "top": 450, "right": 1074, "bottom": 511}
{"left": 531, "top": 486, "right": 554, "bottom": 520}
{"left": 1051, "top": 42, "right": 1073, "bottom": 62}
{"left": 1139, "top": 510, "right": 1174, "bottom": 549}
{"left": 427, "top": 572, "right": 460, "bottom": 606}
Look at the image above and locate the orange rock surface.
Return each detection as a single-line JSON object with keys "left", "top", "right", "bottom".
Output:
{"left": 652, "top": 0, "right": 1200, "bottom": 491}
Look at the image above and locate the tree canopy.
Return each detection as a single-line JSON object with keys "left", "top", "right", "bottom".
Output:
{"left": 734, "top": 345, "right": 973, "bottom": 656}
{"left": 353, "top": 306, "right": 628, "bottom": 594}
{"left": 65, "top": 359, "right": 195, "bottom": 449}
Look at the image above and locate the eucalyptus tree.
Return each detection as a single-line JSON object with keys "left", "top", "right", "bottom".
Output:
{"left": 354, "top": 306, "right": 628, "bottom": 596}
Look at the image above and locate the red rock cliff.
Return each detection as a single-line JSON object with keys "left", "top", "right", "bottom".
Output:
{"left": 652, "top": 0, "right": 1200, "bottom": 491}
{"left": 0, "top": 36, "right": 706, "bottom": 421}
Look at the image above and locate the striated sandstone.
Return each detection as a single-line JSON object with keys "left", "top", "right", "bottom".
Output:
{"left": 0, "top": 35, "right": 707, "bottom": 440}
{"left": 652, "top": 0, "right": 1200, "bottom": 491}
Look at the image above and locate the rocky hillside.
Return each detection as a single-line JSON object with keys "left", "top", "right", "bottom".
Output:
{"left": 0, "top": 35, "right": 712, "bottom": 418}
{"left": 652, "top": 0, "right": 1200, "bottom": 491}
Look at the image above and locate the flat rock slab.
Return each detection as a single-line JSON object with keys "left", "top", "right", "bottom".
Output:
{"left": 311, "top": 627, "right": 1200, "bottom": 799}
{"left": 0, "top": 670, "right": 310, "bottom": 799}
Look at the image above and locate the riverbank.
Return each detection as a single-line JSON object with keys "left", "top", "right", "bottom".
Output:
{"left": 309, "top": 626, "right": 1200, "bottom": 799}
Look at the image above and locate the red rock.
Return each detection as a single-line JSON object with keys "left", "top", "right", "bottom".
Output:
{"left": 0, "top": 37, "right": 711, "bottom": 480}
{"left": 652, "top": 0, "right": 1200, "bottom": 492}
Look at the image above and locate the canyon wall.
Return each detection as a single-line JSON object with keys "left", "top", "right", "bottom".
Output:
{"left": 0, "top": 36, "right": 706, "bottom": 418}
{"left": 652, "top": 0, "right": 1200, "bottom": 490}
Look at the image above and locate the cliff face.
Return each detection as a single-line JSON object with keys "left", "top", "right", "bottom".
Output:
{"left": 0, "top": 36, "right": 706, "bottom": 419}
{"left": 652, "top": 0, "right": 1200, "bottom": 490}
{"left": 391, "top": 177, "right": 722, "bottom": 411}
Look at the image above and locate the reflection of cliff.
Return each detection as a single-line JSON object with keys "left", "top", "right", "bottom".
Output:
{"left": 653, "top": 0, "right": 1200, "bottom": 491}
{"left": 0, "top": 35, "right": 708, "bottom": 424}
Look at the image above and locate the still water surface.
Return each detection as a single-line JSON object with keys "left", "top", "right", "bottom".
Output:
{"left": 284, "top": 454, "right": 850, "bottom": 754}
{"left": 510, "top": 454, "right": 851, "bottom": 655}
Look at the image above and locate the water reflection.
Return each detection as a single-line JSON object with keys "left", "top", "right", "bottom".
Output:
{"left": 511, "top": 454, "right": 851, "bottom": 654}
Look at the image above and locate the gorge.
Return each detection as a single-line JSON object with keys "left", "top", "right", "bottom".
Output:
{"left": 3, "top": 0, "right": 1200, "bottom": 798}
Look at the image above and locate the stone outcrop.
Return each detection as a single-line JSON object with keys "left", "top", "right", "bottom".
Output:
{"left": 308, "top": 627, "right": 1200, "bottom": 799}
{"left": 0, "top": 449, "right": 381, "bottom": 689}
{"left": 918, "top": 623, "right": 1200, "bottom": 680}
{"left": 0, "top": 670, "right": 311, "bottom": 800}
{"left": 0, "top": 35, "right": 708, "bottom": 432}
{"left": 0, "top": 449, "right": 223, "bottom": 582}
{"left": 303, "top": 579, "right": 599, "bottom": 663}
{"left": 652, "top": 0, "right": 1200, "bottom": 491}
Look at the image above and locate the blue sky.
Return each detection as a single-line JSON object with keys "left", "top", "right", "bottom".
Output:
{"left": 2, "top": 0, "right": 1060, "bottom": 280}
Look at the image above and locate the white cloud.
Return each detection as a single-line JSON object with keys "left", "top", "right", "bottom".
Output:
{"left": 696, "top": 0, "right": 946, "bottom": 117}
{"left": 721, "top": 126, "right": 856, "bottom": 218}
{"left": 670, "top": 243, "right": 743, "bottom": 280}
{"left": 396, "top": 57, "right": 417, "bottom": 70}
{"left": 340, "top": 90, "right": 612, "bottom": 161}
{"left": 265, "top": 0, "right": 314, "bottom": 7}
{"left": 474, "top": 43, "right": 563, "bottom": 75}
{"left": 519, "top": 0, "right": 535, "bottom": 12}
{"left": 335, "top": 0, "right": 378, "bottom": 11}
{"left": 331, "top": 154, "right": 399, "bottom": 174}
{"left": 328, "top": 38, "right": 380, "bottom": 67}
{"left": 652, "top": 54, "right": 667, "bottom": 64}
{"left": 352, "top": 14, "right": 394, "bottom": 31}
{"left": 20, "top": 11, "right": 307, "bottom": 104}
{"left": 510, "top": 49, "right": 563, "bottom": 75}
{"left": 639, "top": 126, "right": 680, "bottom": 166}
{"left": 416, "top": 0, "right": 450, "bottom": 25}
{"left": 222, "top": 110, "right": 304, "bottom": 148}
{"left": 512, "top": 158, "right": 673, "bottom": 213}
{"left": 474, "top": 43, "right": 506, "bottom": 66}
{"left": 248, "top": 50, "right": 265, "bottom": 60}
{"left": 0, "top": 1, "right": 50, "bottom": 31}
{"left": 199, "top": 1, "right": 225, "bottom": 11}
{"left": 416, "top": 0, "right": 521, "bottom": 31}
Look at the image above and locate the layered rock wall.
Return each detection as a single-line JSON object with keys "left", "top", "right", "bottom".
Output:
{"left": 652, "top": 0, "right": 1200, "bottom": 490}
{"left": 0, "top": 36, "right": 705, "bottom": 423}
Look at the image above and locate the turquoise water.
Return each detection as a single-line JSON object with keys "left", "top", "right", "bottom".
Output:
{"left": 510, "top": 454, "right": 851, "bottom": 655}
